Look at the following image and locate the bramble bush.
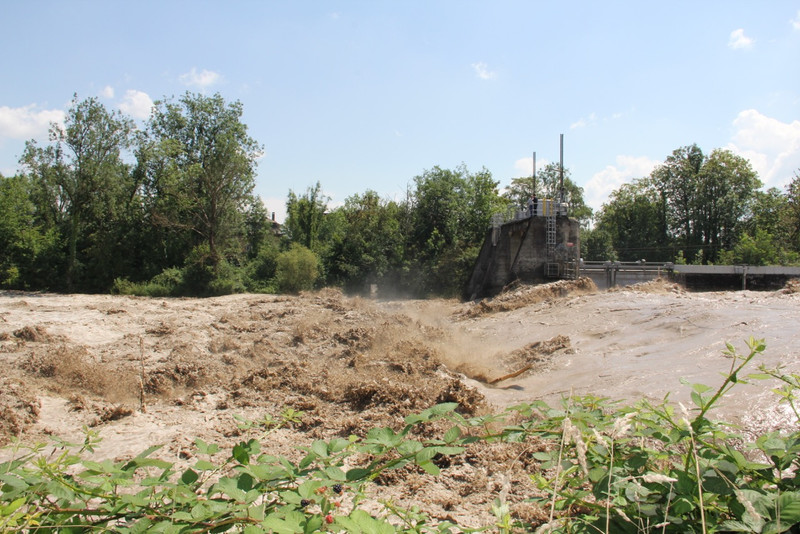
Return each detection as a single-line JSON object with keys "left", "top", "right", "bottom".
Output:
{"left": 1, "top": 338, "right": 799, "bottom": 532}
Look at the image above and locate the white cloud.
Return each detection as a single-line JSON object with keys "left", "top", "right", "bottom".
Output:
{"left": 726, "top": 109, "right": 800, "bottom": 189}
{"left": 471, "top": 62, "right": 496, "bottom": 80}
{"left": 728, "top": 28, "right": 754, "bottom": 50}
{"left": 0, "top": 104, "right": 64, "bottom": 141}
{"left": 584, "top": 155, "right": 660, "bottom": 212}
{"left": 180, "top": 67, "right": 222, "bottom": 88}
{"left": 570, "top": 113, "right": 598, "bottom": 130}
{"left": 119, "top": 89, "right": 154, "bottom": 120}
{"left": 101, "top": 85, "right": 115, "bottom": 99}
{"left": 792, "top": 10, "right": 800, "bottom": 30}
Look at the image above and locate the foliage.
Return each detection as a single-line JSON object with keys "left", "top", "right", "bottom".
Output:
{"left": 139, "top": 92, "right": 262, "bottom": 272}
{"left": 275, "top": 244, "right": 320, "bottom": 293}
{"left": 647, "top": 145, "right": 761, "bottom": 264}
{"left": 0, "top": 404, "right": 469, "bottom": 533}
{"left": 322, "top": 190, "right": 407, "bottom": 293}
{"left": 407, "top": 165, "right": 504, "bottom": 296}
{"left": 593, "top": 178, "right": 670, "bottom": 262}
{"left": 285, "top": 182, "right": 329, "bottom": 253}
{"left": 580, "top": 227, "right": 617, "bottom": 262}
{"left": 19, "top": 95, "right": 136, "bottom": 291}
{"left": 0, "top": 173, "right": 60, "bottom": 289}
{"left": 503, "top": 164, "right": 593, "bottom": 227}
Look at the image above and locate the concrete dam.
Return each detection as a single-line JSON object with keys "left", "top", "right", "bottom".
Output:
{"left": 465, "top": 200, "right": 581, "bottom": 299}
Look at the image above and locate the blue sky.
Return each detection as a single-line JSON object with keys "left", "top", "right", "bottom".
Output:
{"left": 2, "top": 2, "right": 799, "bottom": 222}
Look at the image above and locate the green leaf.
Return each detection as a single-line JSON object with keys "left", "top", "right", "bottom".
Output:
{"left": 262, "top": 514, "right": 301, "bottom": 534}
{"left": 671, "top": 496, "right": 694, "bottom": 516}
{"left": 248, "top": 463, "right": 290, "bottom": 481}
{"left": 298, "top": 479, "right": 322, "bottom": 498}
{"left": 325, "top": 466, "right": 347, "bottom": 482}
{"left": 434, "top": 446, "right": 464, "bottom": 456}
{"left": 0, "top": 497, "right": 25, "bottom": 516}
{"left": 776, "top": 491, "right": 800, "bottom": 524}
{"left": 346, "top": 468, "right": 371, "bottom": 482}
{"left": 415, "top": 447, "right": 438, "bottom": 464}
{"left": 404, "top": 402, "right": 458, "bottom": 424}
{"left": 233, "top": 443, "right": 251, "bottom": 465}
{"left": 328, "top": 438, "right": 350, "bottom": 453}
{"left": 190, "top": 502, "right": 213, "bottom": 520}
{"left": 396, "top": 439, "right": 422, "bottom": 456}
{"left": 366, "top": 427, "right": 400, "bottom": 447}
{"left": 213, "top": 476, "right": 246, "bottom": 501}
{"left": 311, "top": 440, "right": 329, "bottom": 458}
{"left": 180, "top": 468, "right": 199, "bottom": 485}
{"left": 443, "top": 425, "right": 461, "bottom": 444}
{"left": 194, "top": 459, "right": 216, "bottom": 471}
{"left": 418, "top": 460, "right": 441, "bottom": 476}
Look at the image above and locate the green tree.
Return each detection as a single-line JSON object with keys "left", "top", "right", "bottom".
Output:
{"left": 580, "top": 226, "right": 617, "bottom": 261}
{"left": 594, "top": 178, "right": 671, "bottom": 261}
{"left": 0, "top": 173, "right": 59, "bottom": 288}
{"left": 284, "top": 182, "right": 328, "bottom": 252}
{"left": 694, "top": 149, "right": 761, "bottom": 262}
{"left": 783, "top": 170, "right": 800, "bottom": 253}
{"left": 503, "top": 163, "right": 593, "bottom": 226}
{"left": 323, "top": 190, "right": 406, "bottom": 292}
{"left": 409, "top": 164, "right": 503, "bottom": 296}
{"left": 20, "top": 95, "right": 135, "bottom": 291}
{"left": 651, "top": 144, "right": 705, "bottom": 257}
{"left": 139, "top": 92, "right": 262, "bottom": 271}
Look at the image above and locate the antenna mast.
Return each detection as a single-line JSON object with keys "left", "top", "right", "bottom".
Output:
{"left": 559, "top": 134, "right": 565, "bottom": 204}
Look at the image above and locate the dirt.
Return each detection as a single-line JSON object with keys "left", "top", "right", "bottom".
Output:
{"left": 1, "top": 279, "right": 799, "bottom": 528}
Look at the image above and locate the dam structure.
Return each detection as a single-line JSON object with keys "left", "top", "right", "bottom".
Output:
{"left": 465, "top": 199, "right": 581, "bottom": 299}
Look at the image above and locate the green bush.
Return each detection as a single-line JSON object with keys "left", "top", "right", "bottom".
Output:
{"left": 275, "top": 244, "right": 319, "bottom": 293}
{"left": 112, "top": 268, "right": 184, "bottom": 297}
{"left": 245, "top": 244, "right": 280, "bottom": 292}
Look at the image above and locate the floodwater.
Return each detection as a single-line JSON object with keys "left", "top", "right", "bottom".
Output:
{"left": 406, "top": 284, "right": 800, "bottom": 429}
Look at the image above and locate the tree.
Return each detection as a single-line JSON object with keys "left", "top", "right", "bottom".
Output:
{"left": 0, "top": 173, "right": 59, "bottom": 288}
{"left": 651, "top": 144, "right": 704, "bottom": 259}
{"left": 594, "top": 178, "right": 671, "bottom": 261}
{"left": 20, "top": 95, "right": 135, "bottom": 291}
{"left": 649, "top": 145, "right": 761, "bottom": 263}
{"left": 323, "top": 190, "right": 406, "bottom": 292}
{"left": 784, "top": 170, "right": 800, "bottom": 253}
{"left": 694, "top": 149, "right": 761, "bottom": 262}
{"left": 408, "top": 164, "right": 503, "bottom": 296}
{"left": 140, "top": 92, "right": 262, "bottom": 271}
{"left": 284, "top": 182, "right": 328, "bottom": 252}
{"left": 503, "top": 163, "right": 593, "bottom": 226}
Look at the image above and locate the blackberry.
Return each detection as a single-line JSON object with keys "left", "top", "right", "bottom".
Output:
{"left": 300, "top": 499, "right": 310, "bottom": 507}
{"left": 332, "top": 483, "right": 343, "bottom": 494}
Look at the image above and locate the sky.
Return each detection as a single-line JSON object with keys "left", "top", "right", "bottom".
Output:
{"left": 1, "top": 1, "right": 799, "bottom": 223}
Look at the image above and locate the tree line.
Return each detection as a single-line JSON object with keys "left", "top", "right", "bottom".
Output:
{"left": 1, "top": 94, "right": 798, "bottom": 298}
{"left": 584, "top": 144, "right": 800, "bottom": 266}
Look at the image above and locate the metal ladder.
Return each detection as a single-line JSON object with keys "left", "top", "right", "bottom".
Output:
{"left": 545, "top": 201, "right": 559, "bottom": 277}
{"left": 546, "top": 208, "right": 556, "bottom": 257}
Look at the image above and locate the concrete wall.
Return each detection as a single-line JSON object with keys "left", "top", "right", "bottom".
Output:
{"left": 465, "top": 215, "right": 581, "bottom": 299}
